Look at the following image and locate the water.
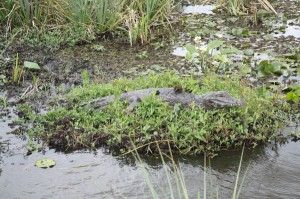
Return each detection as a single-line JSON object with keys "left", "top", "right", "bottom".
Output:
{"left": 1, "top": 125, "right": 300, "bottom": 198}
{"left": 171, "top": 46, "right": 187, "bottom": 57}
{"left": 274, "top": 19, "right": 300, "bottom": 38}
{"left": 182, "top": 5, "right": 216, "bottom": 15}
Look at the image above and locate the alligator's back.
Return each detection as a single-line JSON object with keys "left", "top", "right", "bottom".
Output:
{"left": 120, "top": 88, "right": 200, "bottom": 107}
{"left": 83, "top": 88, "right": 243, "bottom": 110}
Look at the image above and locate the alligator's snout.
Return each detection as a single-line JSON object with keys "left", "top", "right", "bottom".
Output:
{"left": 203, "top": 91, "right": 244, "bottom": 109}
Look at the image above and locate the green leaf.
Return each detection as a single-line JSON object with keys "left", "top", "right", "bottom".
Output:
{"left": 220, "top": 46, "right": 238, "bottom": 54}
{"left": 231, "top": 28, "right": 243, "bottom": 35}
{"left": 286, "top": 91, "right": 299, "bottom": 103}
{"left": 257, "top": 60, "right": 275, "bottom": 76}
{"left": 214, "top": 54, "right": 229, "bottom": 63}
{"left": 242, "top": 29, "right": 249, "bottom": 36}
{"left": 244, "top": 49, "right": 254, "bottom": 56}
{"left": 186, "top": 44, "right": 197, "bottom": 54}
{"left": 271, "top": 61, "right": 283, "bottom": 76}
{"left": 290, "top": 84, "right": 300, "bottom": 90}
{"left": 185, "top": 51, "right": 194, "bottom": 62}
{"left": 35, "top": 158, "right": 56, "bottom": 168}
{"left": 239, "top": 65, "right": 251, "bottom": 75}
{"left": 207, "top": 40, "right": 223, "bottom": 51}
{"left": 24, "top": 61, "right": 40, "bottom": 69}
{"left": 264, "top": 34, "right": 274, "bottom": 40}
{"left": 206, "top": 21, "right": 216, "bottom": 28}
{"left": 284, "top": 53, "right": 300, "bottom": 60}
{"left": 227, "top": 17, "right": 238, "bottom": 23}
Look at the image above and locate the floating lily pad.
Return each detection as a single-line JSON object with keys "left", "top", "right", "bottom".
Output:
{"left": 207, "top": 40, "right": 223, "bottom": 51}
{"left": 227, "top": 17, "right": 238, "bottom": 23}
{"left": 244, "top": 49, "right": 254, "bottom": 56}
{"left": 257, "top": 60, "right": 286, "bottom": 77}
{"left": 239, "top": 65, "right": 251, "bottom": 75}
{"left": 264, "top": 34, "right": 274, "bottom": 40}
{"left": 35, "top": 158, "right": 56, "bottom": 169}
{"left": 221, "top": 46, "right": 238, "bottom": 54}
{"left": 231, "top": 28, "right": 243, "bottom": 36}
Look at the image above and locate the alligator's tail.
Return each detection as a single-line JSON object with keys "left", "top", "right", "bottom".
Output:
{"left": 82, "top": 95, "right": 115, "bottom": 110}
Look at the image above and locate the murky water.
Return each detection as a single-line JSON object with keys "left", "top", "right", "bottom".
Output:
{"left": 274, "top": 19, "right": 300, "bottom": 38}
{"left": 1, "top": 126, "right": 300, "bottom": 198}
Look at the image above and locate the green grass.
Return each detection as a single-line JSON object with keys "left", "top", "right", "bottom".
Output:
{"left": 0, "top": 0, "right": 174, "bottom": 47}
{"left": 18, "top": 72, "right": 291, "bottom": 154}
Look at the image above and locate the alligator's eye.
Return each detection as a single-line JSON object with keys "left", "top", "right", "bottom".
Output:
{"left": 207, "top": 100, "right": 215, "bottom": 106}
{"left": 217, "top": 93, "right": 226, "bottom": 97}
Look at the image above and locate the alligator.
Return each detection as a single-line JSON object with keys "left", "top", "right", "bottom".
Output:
{"left": 82, "top": 88, "right": 244, "bottom": 111}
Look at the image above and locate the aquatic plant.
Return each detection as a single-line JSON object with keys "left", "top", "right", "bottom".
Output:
{"left": 12, "top": 53, "right": 40, "bottom": 84}
{"left": 185, "top": 39, "right": 231, "bottom": 73}
{"left": 286, "top": 84, "right": 300, "bottom": 103}
{"left": 12, "top": 53, "right": 24, "bottom": 83}
{"left": 132, "top": 142, "right": 249, "bottom": 198}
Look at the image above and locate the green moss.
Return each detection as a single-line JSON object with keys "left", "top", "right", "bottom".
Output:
{"left": 26, "top": 72, "right": 290, "bottom": 154}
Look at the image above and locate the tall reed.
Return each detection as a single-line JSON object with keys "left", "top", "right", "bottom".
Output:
{"left": 130, "top": 142, "right": 249, "bottom": 198}
{"left": 1, "top": 0, "right": 175, "bottom": 45}
{"left": 124, "top": 0, "right": 173, "bottom": 45}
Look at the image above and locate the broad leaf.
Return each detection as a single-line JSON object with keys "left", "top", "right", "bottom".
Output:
{"left": 258, "top": 60, "right": 275, "bottom": 76}
{"left": 244, "top": 49, "right": 254, "bottom": 56}
{"left": 35, "top": 158, "right": 56, "bottom": 168}
{"left": 207, "top": 40, "right": 223, "bottom": 51}
{"left": 185, "top": 52, "right": 194, "bottom": 62}
{"left": 186, "top": 44, "right": 197, "bottom": 54}
{"left": 214, "top": 54, "right": 229, "bottom": 63}
{"left": 24, "top": 61, "right": 40, "bottom": 69}
{"left": 240, "top": 65, "right": 251, "bottom": 75}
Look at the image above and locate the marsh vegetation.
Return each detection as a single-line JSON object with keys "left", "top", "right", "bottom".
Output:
{"left": 1, "top": 0, "right": 300, "bottom": 198}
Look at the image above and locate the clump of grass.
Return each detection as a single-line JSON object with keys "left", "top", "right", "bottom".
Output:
{"left": 124, "top": 0, "right": 174, "bottom": 45}
{"left": 1, "top": 0, "right": 174, "bottom": 47}
{"left": 19, "top": 72, "right": 292, "bottom": 154}
{"left": 223, "top": 0, "right": 277, "bottom": 16}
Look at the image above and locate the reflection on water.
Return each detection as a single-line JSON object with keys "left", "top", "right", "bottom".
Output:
{"left": 171, "top": 47, "right": 187, "bottom": 57}
{"left": 1, "top": 126, "right": 300, "bottom": 198}
{"left": 182, "top": 5, "right": 216, "bottom": 15}
{"left": 274, "top": 19, "right": 300, "bottom": 38}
